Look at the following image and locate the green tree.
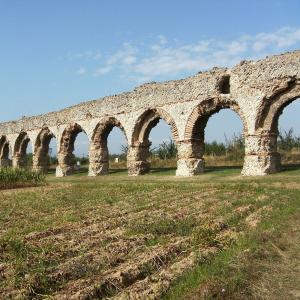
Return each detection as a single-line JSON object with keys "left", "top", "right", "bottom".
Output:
{"left": 154, "top": 139, "right": 177, "bottom": 160}
{"left": 278, "top": 128, "right": 300, "bottom": 151}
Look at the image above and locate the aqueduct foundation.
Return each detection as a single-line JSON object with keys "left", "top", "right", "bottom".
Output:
{"left": 0, "top": 50, "right": 300, "bottom": 177}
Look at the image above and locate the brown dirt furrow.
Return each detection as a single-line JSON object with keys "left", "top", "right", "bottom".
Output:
{"left": 21, "top": 189, "right": 182, "bottom": 241}
{"left": 48, "top": 234, "right": 154, "bottom": 283}
{"left": 23, "top": 190, "right": 210, "bottom": 249}
{"left": 52, "top": 238, "right": 190, "bottom": 299}
{"left": 112, "top": 253, "right": 197, "bottom": 300}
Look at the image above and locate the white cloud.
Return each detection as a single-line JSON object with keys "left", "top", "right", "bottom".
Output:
{"left": 123, "top": 55, "right": 136, "bottom": 65}
{"left": 107, "top": 43, "right": 138, "bottom": 66}
{"left": 76, "top": 67, "right": 86, "bottom": 75}
{"left": 251, "top": 27, "right": 300, "bottom": 51}
{"left": 74, "top": 27, "right": 300, "bottom": 81}
{"left": 93, "top": 66, "right": 112, "bottom": 76}
{"left": 158, "top": 35, "right": 167, "bottom": 45}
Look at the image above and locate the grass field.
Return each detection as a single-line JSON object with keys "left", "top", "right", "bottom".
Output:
{"left": 0, "top": 166, "right": 299, "bottom": 299}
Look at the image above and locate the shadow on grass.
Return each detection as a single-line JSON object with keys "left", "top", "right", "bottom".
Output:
{"left": 74, "top": 167, "right": 89, "bottom": 174}
{"left": 280, "top": 163, "right": 300, "bottom": 171}
{"left": 47, "top": 166, "right": 242, "bottom": 177}
{"left": 47, "top": 168, "right": 56, "bottom": 175}
{"left": 204, "top": 165, "right": 243, "bottom": 173}
{"left": 109, "top": 168, "right": 128, "bottom": 175}
{"left": 46, "top": 164, "right": 300, "bottom": 178}
{"left": 149, "top": 167, "right": 176, "bottom": 175}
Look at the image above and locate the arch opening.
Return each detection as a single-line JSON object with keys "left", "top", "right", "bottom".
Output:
{"left": 276, "top": 98, "right": 300, "bottom": 171}
{"left": 129, "top": 109, "right": 179, "bottom": 175}
{"left": 48, "top": 137, "right": 58, "bottom": 173}
{"left": 182, "top": 99, "right": 246, "bottom": 175}
{"left": 269, "top": 95, "right": 300, "bottom": 135}
{"left": 107, "top": 127, "right": 128, "bottom": 174}
{"left": 13, "top": 132, "right": 33, "bottom": 169}
{"left": 73, "top": 131, "right": 89, "bottom": 174}
{"left": 89, "top": 117, "right": 127, "bottom": 176}
{"left": 57, "top": 124, "right": 89, "bottom": 176}
{"left": 204, "top": 109, "right": 244, "bottom": 170}
{"left": 148, "top": 119, "right": 176, "bottom": 173}
{"left": 0, "top": 136, "right": 12, "bottom": 168}
{"left": 255, "top": 80, "right": 300, "bottom": 132}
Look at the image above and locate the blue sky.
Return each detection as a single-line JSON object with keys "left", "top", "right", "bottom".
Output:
{"left": 1, "top": 1, "right": 300, "bottom": 155}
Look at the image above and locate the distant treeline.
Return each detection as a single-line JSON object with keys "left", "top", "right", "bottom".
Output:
{"left": 118, "top": 134, "right": 245, "bottom": 161}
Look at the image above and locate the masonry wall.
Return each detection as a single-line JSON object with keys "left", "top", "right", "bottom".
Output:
{"left": 0, "top": 50, "right": 299, "bottom": 176}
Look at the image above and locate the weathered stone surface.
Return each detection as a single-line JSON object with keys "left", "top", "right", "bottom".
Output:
{"left": 0, "top": 50, "right": 299, "bottom": 176}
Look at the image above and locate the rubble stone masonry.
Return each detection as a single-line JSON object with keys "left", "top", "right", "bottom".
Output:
{"left": 0, "top": 50, "right": 299, "bottom": 176}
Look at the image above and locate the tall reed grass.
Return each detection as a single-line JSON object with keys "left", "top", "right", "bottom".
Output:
{"left": 0, "top": 168, "right": 45, "bottom": 190}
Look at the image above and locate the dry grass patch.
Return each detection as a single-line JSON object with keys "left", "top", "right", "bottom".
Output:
{"left": 0, "top": 168, "right": 299, "bottom": 299}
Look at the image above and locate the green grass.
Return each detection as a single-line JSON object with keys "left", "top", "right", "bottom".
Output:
{"left": 0, "top": 166, "right": 299, "bottom": 298}
{"left": 162, "top": 186, "right": 300, "bottom": 299}
{"left": 0, "top": 168, "right": 45, "bottom": 190}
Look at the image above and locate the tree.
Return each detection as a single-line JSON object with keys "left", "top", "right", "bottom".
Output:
{"left": 154, "top": 139, "right": 177, "bottom": 160}
{"left": 278, "top": 128, "right": 300, "bottom": 151}
{"left": 205, "top": 141, "right": 226, "bottom": 156}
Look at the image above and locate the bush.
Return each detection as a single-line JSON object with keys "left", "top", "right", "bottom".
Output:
{"left": 154, "top": 139, "right": 178, "bottom": 160}
{"left": 0, "top": 168, "right": 45, "bottom": 190}
{"left": 204, "top": 133, "right": 245, "bottom": 161}
{"left": 205, "top": 141, "right": 226, "bottom": 156}
{"left": 278, "top": 128, "right": 300, "bottom": 152}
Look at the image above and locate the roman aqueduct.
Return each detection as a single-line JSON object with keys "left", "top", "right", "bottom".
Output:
{"left": 0, "top": 50, "right": 300, "bottom": 177}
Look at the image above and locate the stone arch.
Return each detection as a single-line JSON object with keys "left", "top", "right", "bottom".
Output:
{"left": 127, "top": 108, "right": 179, "bottom": 176}
{"left": 255, "top": 79, "right": 300, "bottom": 133}
{"left": 14, "top": 132, "right": 30, "bottom": 155}
{"left": 175, "top": 98, "right": 246, "bottom": 176}
{"left": 243, "top": 79, "right": 300, "bottom": 175}
{"left": 91, "top": 117, "right": 127, "bottom": 148}
{"left": 132, "top": 108, "right": 179, "bottom": 146}
{"left": 59, "top": 123, "right": 86, "bottom": 154}
{"left": 57, "top": 123, "right": 88, "bottom": 176}
{"left": 0, "top": 136, "right": 11, "bottom": 167}
{"left": 89, "top": 117, "right": 127, "bottom": 176}
{"left": 184, "top": 97, "right": 246, "bottom": 141}
{"left": 13, "top": 132, "right": 31, "bottom": 168}
{"left": 0, "top": 135, "right": 10, "bottom": 158}
{"left": 33, "top": 127, "right": 55, "bottom": 173}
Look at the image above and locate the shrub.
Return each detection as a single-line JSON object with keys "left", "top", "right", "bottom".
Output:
{"left": 154, "top": 139, "right": 178, "bottom": 160}
{"left": 278, "top": 128, "right": 300, "bottom": 152}
{"left": 205, "top": 141, "right": 226, "bottom": 156}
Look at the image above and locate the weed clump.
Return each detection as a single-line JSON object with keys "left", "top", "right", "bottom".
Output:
{"left": 0, "top": 168, "right": 45, "bottom": 190}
